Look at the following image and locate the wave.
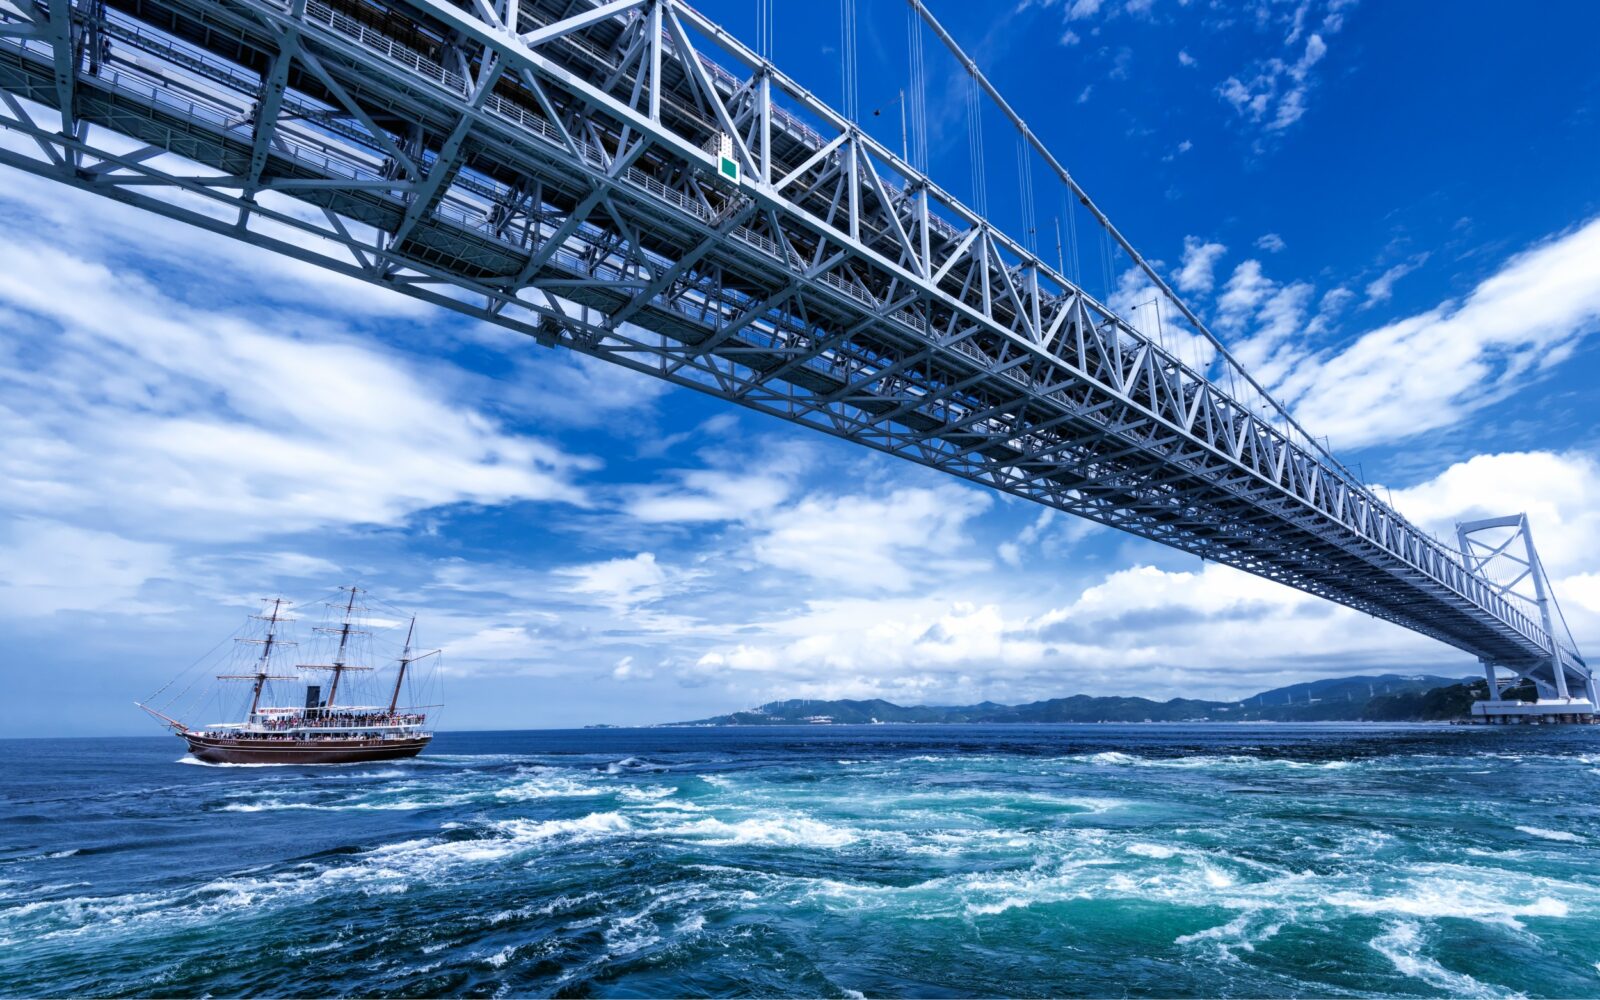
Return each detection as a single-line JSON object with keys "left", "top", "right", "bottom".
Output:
{"left": 0, "top": 849, "right": 81, "bottom": 864}
{"left": 603, "top": 757, "right": 667, "bottom": 774}
{"left": 1174, "top": 912, "right": 1283, "bottom": 962}
{"left": 176, "top": 757, "right": 283, "bottom": 768}
{"left": 493, "top": 774, "right": 611, "bottom": 802}
{"left": 1326, "top": 879, "right": 1570, "bottom": 925}
{"left": 1370, "top": 921, "right": 1502, "bottom": 998}
{"left": 490, "top": 812, "right": 633, "bottom": 844}
{"left": 0, "top": 810, "right": 639, "bottom": 944}
{"left": 1515, "top": 826, "right": 1584, "bottom": 843}
{"left": 206, "top": 764, "right": 673, "bottom": 813}
{"left": 616, "top": 785, "right": 678, "bottom": 802}
{"left": 654, "top": 814, "right": 859, "bottom": 848}
{"left": 1065, "top": 751, "right": 1358, "bottom": 771}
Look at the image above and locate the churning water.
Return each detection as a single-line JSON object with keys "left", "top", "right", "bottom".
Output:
{"left": 3, "top": 725, "right": 1599, "bottom": 996}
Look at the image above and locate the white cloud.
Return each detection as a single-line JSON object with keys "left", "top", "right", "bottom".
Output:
{"left": 0, "top": 236, "right": 591, "bottom": 542}
{"left": 1216, "top": 259, "right": 1274, "bottom": 329}
{"left": 1175, "top": 236, "right": 1228, "bottom": 294}
{"left": 1305, "top": 286, "right": 1354, "bottom": 337}
{"left": 1383, "top": 450, "right": 1600, "bottom": 646}
{"left": 1256, "top": 233, "right": 1287, "bottom": 253}
{"left": 612, "top": 655, "right": 652, "bottom": 681}
{"left": 687, "top": 559, "right": 1443, "bottom": 706}
{"left": 1109, "top": 266, "right": 1162, "bottom": 333}
{"left": 487, "top": 351, "right": 671, "bottom": 430}
{"left": 997, "top": 508, "right": 1099, "bottom": 569}
{"left": 442, "top": 624, "right": 548, "bottom": 664}
{"left": 0, "top": 518, "right": 174, "bottom": 616}
{"left": 1362, "top": 255, "right": 1429, "bottom": 308}
{"left": 557, "top": 552, "right": 685, "bottom": 609}
{"left": 1217, "top": 2, "right": 1348, "bottom": 139}
{"left": 1178, "top": 49, "right": 1197, "bottom": 67}
{"left": 624, "top": 464, "right": 799, "bottom": 523}
{"left": 751, "top": 485, "right": 992, "bottom": 592}
{"left": 1385, "top": 451, "right": 1600, "bottom": 580}
{"left": 1234, "top": 280, "right": 1314, "bottom": 384}
{"left": 693, "top": 598, "right": 1053, "bottom": 701}
{"left": 1282, "top": 216, "right": 1600, "bottom": 448}
{"left": 1108, "top": 267, "right": 1216, "bottom": 369}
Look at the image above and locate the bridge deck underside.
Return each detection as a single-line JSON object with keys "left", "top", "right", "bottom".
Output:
{"left": 0, "top": 0, "right": 1570, "bottom": 682}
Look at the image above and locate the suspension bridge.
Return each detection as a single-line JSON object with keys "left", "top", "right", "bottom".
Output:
{"left": 0, "top": 0, "right": 1588, "bottom": 720}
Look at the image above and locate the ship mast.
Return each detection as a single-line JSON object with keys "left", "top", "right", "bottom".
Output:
{"left": 387, "top": 616, "right": 441, "bottom": 714}
{"left": 297, "top": 586, "right": 372, "bottom": 710}
{"left": 216, "top": 597, "right": 300, "bottom": 718}
{"left": 327, "top": 586, "right": 358, "bottom": 708}
{"left": 389, "top": 616, "right": 415, "bottom": 714}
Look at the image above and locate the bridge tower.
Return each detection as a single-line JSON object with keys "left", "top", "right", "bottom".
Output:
{"left": 1459, "top": 515, "right": 1595, "bottom": 723}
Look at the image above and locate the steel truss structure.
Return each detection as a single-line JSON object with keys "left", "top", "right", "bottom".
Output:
{"left": 0, "top": 0, "right": 1587, "bottom": 700}
{"left": 1457, "top": 516, "right": 1593, "bottom": 710}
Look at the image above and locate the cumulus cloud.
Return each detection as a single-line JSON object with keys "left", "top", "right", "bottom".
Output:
{"left": 1384, "top": 450, "right": 1600, "bottom": 643}
{"left": 1216, "top": 259, "right": 1274, "bottom": 329}
{"left": 752, "top": 485, "right": 992, "bottom": 592}
{"left": 1175, "top": 236, "right": 1228, "bottom": 294}
{"left": 687, "top": 560, "right": 1433, "bottom": 706}
{"left": 682, "top": 449, "right": 1600, "bottom": 707}
{"left": 1256, "top": 233, "right": 1287, "bottom": 253}
{"left": 1385, "top": 451, "right": 1600, "bottom": 581}
{"left": 558, "top": 552, "right": 690, "bottom": 610}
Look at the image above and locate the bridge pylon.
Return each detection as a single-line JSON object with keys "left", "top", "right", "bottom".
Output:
{"left": 1460, "top": 515, "right": 1595, "bottom": 724}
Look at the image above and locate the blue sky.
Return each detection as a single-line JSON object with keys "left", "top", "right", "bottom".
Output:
{"left": 3, "top": 0, "right": 1600, "bottom": 736}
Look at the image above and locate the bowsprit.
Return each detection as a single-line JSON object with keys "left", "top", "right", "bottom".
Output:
{"left": 0, "top": 0, "right": 1589, "bottom": 719}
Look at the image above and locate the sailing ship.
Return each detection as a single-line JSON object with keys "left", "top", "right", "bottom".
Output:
{"left": 138, "top": 587, "right": 440, "bottom": 765}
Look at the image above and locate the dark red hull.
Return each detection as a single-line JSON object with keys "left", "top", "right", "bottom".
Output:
{"left": 183, "top": 733, "right": 430, "bottom": 764}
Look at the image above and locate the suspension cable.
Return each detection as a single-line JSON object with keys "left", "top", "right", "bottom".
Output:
{"left": 964, "top": 71, "right": 986, "bottom": 216}
{"left": 905, "top": 0, "right": 1367, "bottom": 483}
{"left": 1016, "top": 138, "right": 1036, "bottom": 252}
{"left": 756, "top": 0, "right": 772, "bottom": 61}
{"left": 839, "top": 0, "right": 858, "bottom": 121}
{"left": 905, "top": 3, "right": 929, "bottom": 171}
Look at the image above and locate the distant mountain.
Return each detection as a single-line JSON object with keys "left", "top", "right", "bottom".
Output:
{"left": 665, "top": 673, "right": 1480, "bottom": 726}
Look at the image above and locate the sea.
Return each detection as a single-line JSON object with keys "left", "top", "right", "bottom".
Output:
{"left": 3, "top": 725, "right": 1599, "bottom": 998}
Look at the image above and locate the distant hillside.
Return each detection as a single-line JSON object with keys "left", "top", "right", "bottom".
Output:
{"left": 666, "top": 673, "right": 1480, "bottom": 726}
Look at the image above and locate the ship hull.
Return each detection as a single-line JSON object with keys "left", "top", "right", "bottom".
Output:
{"left": 182, "top": 733, "right": 431, "bottom": 765}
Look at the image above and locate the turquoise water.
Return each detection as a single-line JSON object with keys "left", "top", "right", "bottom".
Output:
{"left": 2, "top": 725, "right": 1599, "bottom": 997}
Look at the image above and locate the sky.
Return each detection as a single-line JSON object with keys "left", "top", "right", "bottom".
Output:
{"left": 3, "top": 0, "right": 1600, "bottom": 736}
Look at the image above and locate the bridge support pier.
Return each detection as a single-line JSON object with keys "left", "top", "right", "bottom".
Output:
{"left": 1472, "top": 661, "right": 1597, "bottom": 725}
